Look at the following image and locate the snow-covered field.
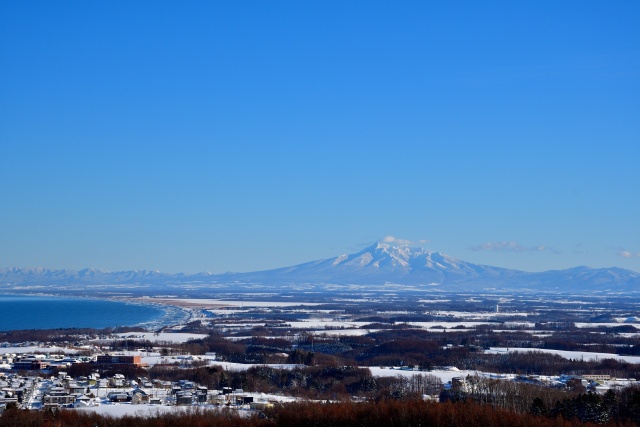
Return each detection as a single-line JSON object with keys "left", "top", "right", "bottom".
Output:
{"left": 74, "top": 391, "right": 300, "bottom": 418}
{"left": 75, "top": 403, "right": 200, "bottom": 417}
{"left": 430, "top": 310, "right": 530, "bottom": 319}
{"left": 0, "top": 345, "right": 79, "bottom": 354}
{"left": 150, "top": 298, "right": 321, "bottom": 308}
{"left": 486, "top": 347, "right": 640, "bottom": 364}
{"left": 369, "top": 366, "right": 482, "bottom": 383}
{"left": 286, "top": 321, "right": 370, "bottom": 329}
{"left": 114, "top": 332, "right": 209, "bottom": 343}
{"left": 575, "top": 322, "right": 640, "bottom": 329}
{"left": 403, "top": 321, "right": 495, "bottom": 329}
{"left": 205, "top": 300, "right": 321, "bottom": 308}
{"left": 304, "top": 328, "right": 374, "bottom": 336}
{"left": 208, "top": 362, "right": 302, "bottom": 371}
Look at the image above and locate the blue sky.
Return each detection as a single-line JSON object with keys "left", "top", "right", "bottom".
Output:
{"left": 1, "top": 1, "right": 639, "bottom": 274}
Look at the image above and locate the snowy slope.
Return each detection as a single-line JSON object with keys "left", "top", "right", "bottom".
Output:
{"left": 2, "top": 241, "right": 639, "bottom": 292}
{"left": 216, "top": 242, "right": 639, "bottom": 290}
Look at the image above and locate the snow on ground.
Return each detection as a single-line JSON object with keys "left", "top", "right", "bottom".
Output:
{"left": 75, "top": 404, "right": 231, "bottom": 418}
{"left": 217, "top": 300, "right": 321, "bottom": 307}
{"left": 486, "top": 347, "right": 640, "bottom": 364}
{"left": 175, "top": 299, "right": 321, "bottom": 308}
{"left": 210, "top": 362, "right": 302, "bottom": 371}
{"left": 614, "top": 317, "right": 640, "bottom": 323}
{"left": 109, "top": 350, "right": 302, "bottom": 370}
{"left": 307, "top": 328, "right": 375, "bottom": 336}
{"left": 218, "top": 323, "right": 265, "bottom": 329}
{"left": 141, "top": 354, "right": 213, "bottom": 366}
{"left": 75, "top": 391, "right": 301, "bottom": 418}
{"left": 286, "top": 321, "right": 370, "bottom": 329}
{"left": 403, "top": 321, "right": 494, "bottom": 329}
{"left": 90, "top": 350, "right": 216, "bottom": 367}
{"left": 430, "top": 311, "right": 530, "bottom": 319}
{"left": 0, "top": 346, "right": 79, "bottom": 354}
{"left": 575, "top": 322, "right": 640, "bottom": 329}
{"left": 369, "top": 367, "right": 487, "bottom": 383}
{"left": 207, "top": 309, "right": 251, "bottom": 315}
{"left": 114, "top": 332, "right": 208, "bottom": 343}
{"left": 216, "top": 320, "right": 373, "bottom": 333}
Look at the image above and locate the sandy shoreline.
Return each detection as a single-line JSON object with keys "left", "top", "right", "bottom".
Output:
{"left": 132, "top": 297, "right": 231, "bottom": 309}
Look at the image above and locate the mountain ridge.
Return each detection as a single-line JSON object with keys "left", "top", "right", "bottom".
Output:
{"left": 1, "top": 242, "right": 639, "bottom": 292}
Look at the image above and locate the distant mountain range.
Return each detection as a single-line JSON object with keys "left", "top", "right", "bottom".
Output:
{"left": 2, "top": 242, "right": 639, "bottom": 294}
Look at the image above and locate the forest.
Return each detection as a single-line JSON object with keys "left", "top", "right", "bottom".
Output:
{"left": 4, "top": 395, "right": 640, "bottom": 427}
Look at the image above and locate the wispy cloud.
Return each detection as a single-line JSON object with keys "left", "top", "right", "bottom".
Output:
{"left": 572, "top": 244, "right": 588, "bottom": 255}
{"left": 470, "top": 241, "right": 548, "bottom": 253}
{"left": 380, "top": 236, "right": 429, "bottom": 246}
{"left": 617, "top": 249, "right": 640, "bottom": 258}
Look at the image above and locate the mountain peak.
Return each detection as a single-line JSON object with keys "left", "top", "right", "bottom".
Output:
{"left": 369, "top": 240, "right": 437, "bottom": 258}
{"left": 2, "top": 240, "right": 639, "bottom": 292}
{"left": 377, "top": 235, "right": 428, "bottom": 247}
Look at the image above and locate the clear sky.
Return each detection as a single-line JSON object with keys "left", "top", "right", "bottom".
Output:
{"left": 1, "top": 1, "right": 639, "bottom": 274}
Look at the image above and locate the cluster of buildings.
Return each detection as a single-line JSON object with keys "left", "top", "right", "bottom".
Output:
{"left": 35, "top": 373, "right": 274, "bottom": 410}
{"left": 0, "top": 356, "right": 280, "bottom": 414}
{"left": 0, "top": 373, "right": 38, "bottom": 409}
{"left": 1, "top": 353, "right": 91, "bottom": 371}
{"left": 0, "top": 352, "right": 144, "bottom": 373}
{"left": 3, "top": 345, "right": 639, "bottom": 416}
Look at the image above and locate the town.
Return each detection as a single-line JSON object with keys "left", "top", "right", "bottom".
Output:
{"left": 3, "top": 292, "right": 640, "bottom": 424}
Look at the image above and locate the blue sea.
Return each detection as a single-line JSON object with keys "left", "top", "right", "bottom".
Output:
{"left": 0, "top": 294, "right": 188, "bottom": 331}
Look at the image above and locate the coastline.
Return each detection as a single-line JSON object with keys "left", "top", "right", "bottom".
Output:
{"left": 0, "top": 293, "right": 193, "bottom": 332}
{"left": 119, "top": 296, "right": 197, "bottom": 330}
{"left": 131, "top": 297, "right": 230, "bottom": 309}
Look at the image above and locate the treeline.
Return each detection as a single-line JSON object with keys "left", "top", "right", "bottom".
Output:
{"left": 0, "top": 326, "right": 143, "bottom": 344}
{"left": 6, "top": 322, "right": 640, "bottom": 379}
{"left": 443, "top": 381, "right": 640, "bottom": 425}
{"left": 440, "top": 376, "right": 575, "bottom": 414}
{"left": 68, "top": 326, "right": 640, "bottom": 382}
{"left": 64, "top": 362, "right": 148, "bottom": 380}
{"left": 149, "top": 361, "right": 639, "bottom": 421}
{"left": 154, "top": 329, "right": 640, "bottom": 379}
{"left": 2, "top": 399, "right": 637, "bottom": 427}
{"left": 146, "top": 364, "right": 441, "bottom": 399}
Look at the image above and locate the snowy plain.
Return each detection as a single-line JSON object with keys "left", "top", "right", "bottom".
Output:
{"left": 486, "top": 347, "right": 640, "bottom": 364}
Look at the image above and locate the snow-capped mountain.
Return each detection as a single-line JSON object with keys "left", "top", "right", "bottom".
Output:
{"left": 209, "top": 242, "right": 640, "bottom": 291}
{"left": 1, "top": 242, "right": 639, "bottom": 293}
{"left": 231, "top": 242, "right": 521, "bottom": 286}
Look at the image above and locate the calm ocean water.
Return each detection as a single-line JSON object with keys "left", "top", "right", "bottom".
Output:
{"left": 0, "top": 294, "right": 185, "bottom": 331}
